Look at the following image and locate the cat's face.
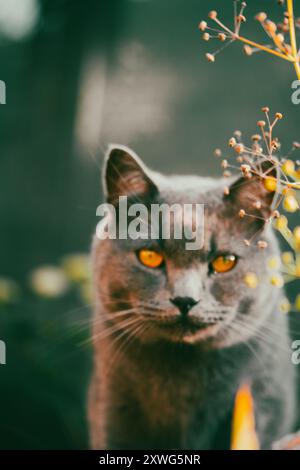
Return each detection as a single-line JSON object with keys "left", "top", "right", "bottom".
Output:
{"left": 93, "top": 145, "right": 279, "bottom": 348}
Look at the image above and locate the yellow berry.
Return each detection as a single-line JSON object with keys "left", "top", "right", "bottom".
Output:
{"left": 282, "top": 160, "right": 295, "bottom": 175}
{"left": 263, "top": 177, "right": 277, "bottom": 192}
{"left": 274, "top": 214, "right": 288, "bottom": 230}
{"left": 283, "top": 195, "right": 299, "bottom": 212}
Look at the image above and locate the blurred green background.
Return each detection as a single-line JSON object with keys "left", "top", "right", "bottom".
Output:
{"left": 0, "top": 0, "right": 299, "bottom": 449}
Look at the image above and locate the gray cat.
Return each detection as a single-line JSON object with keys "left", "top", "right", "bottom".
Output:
{"left": 88, "top": 145, "right": 296, "bottom": 449}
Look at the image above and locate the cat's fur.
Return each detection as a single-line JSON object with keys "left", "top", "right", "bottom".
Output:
{"left": 88, "top": 145, "right": 296, "bottom": 449}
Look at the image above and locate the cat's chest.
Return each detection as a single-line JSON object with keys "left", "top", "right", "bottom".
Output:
{"left": 134, "top": 362, "right": 207, "bottom": 429}
{"left": 130, "top": 348, "right": 242, "bottom": 431}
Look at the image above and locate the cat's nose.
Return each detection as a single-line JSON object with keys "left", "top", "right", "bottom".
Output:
{"left": 170, "top": 296, "right": 199, "bottom": 316}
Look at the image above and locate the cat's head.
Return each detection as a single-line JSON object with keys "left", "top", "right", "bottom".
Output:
{"left": 93, "top": 144, "right": 281, "bottom": 348}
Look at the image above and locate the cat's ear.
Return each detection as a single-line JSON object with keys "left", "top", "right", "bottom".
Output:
{"left": 103, "top": 144, "right": 158, "bottom": 205}
{"left": 224, "top": 163, "right": 277, "bottom": 232}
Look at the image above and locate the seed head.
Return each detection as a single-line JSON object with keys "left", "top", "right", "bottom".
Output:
{"left": 206, "top": 53, "right": 215, "bottom": 62}
{"left": 275, "top": 112, "right": 283, "bottom": 120}
{"left": 234, "top": 143, "right": 244, "bottom": 154}
{"left": 214, "top": 148, "right": 222, "bottom": 157}
{"left": 253, "top": 200, "right": 262, "bottom": 209}
{"left": 198, "top": 21, "right": 207, "bottom": 31}
{"left": 271, "top": 210, "right": 280, "bottom": 219}
{"left": 223, "top": 186, "right": 230, "bottom": 196}
{"left": 257, "top": 240, "right": 268, "bottom": 249}
{"left": 203, "top": 32, "right": 210, "bottom": 41}
{"left": 255, "top": 12, "right": 267, "bottom": 23}
{"left": 237, "top": 14, "right": 246, "bottom": 23}
{"left": 243, "top": 239, "right": 251, "bottom": 247}
{"left": 221, "top": 159, "right": 229, "bottom": 169}
{"left": 276, "top": 33, "right": 285, "bottom": 43}
{"left": 239, "top": 209, "right": 246, "bottom": 218}
{"left": 251, "top": 134, "right": 262, "bottom": 141}
{"left": 243, "top": 45, "right": 253, "bottom": 56}
{"left": 218, "top": 33, "right": 226, "bottom": 42}
{"left": 208, "top": 10, "right": 217, "bottom": 19}
{"left": 261, "top": 106, "right": 269, "bottom": 113}
{"left": 265, "top": 20, "right": 277, "bottom": 33}
{"left": 257, "top": 120, "right": 266, "bottom": 127}
{"left": 228, "top": 137, "right": 237, "bottom": 147}
{"left": 241, "top": 164, "right": 251, "bottom": 172}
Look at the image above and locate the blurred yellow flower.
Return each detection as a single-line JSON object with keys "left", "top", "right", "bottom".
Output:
{"left": 79, "top": 281, "right": 93, "bottom": 304}
{"left": 0, "top": 278, "right": 20, "bottom": 303}
{"left": 282, "top": 251, "right": 294, "bottom": 265}
{"left": 244, "top": 273, "right": 258, "bottom": 289}
{"left": 269, "top": 274, "right": 284, "bottom": 288}
{"left": 267, "top": 256, "right": 281, "bottom": 270}
{"left": 61, "top": 253, "right": 90, "bottom": 283}
{"left": 29, "top": 266, "right": 69, "bottom": 298}
{"left": 279, "top": 298, "right": 291, "bottom": 314}
{"left": 295, "top": 294, "right": 300, "bottom": 311}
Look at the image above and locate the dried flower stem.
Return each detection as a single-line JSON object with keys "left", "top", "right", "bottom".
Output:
{"left": 287, "top": 0, "right": 300, "bottom": 79}
{"left": 235, "top": 35, "right": 294, "bottom": 62}
{"left": 200, "top": 1, "right": 300, "bottom": 79}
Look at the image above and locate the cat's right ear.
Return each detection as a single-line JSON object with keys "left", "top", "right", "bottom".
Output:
{"left": 103, "top": 144, "right": 158, "bottom": 205}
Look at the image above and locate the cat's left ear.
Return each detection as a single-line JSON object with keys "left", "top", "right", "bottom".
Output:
{"left": 103, "top": 144, "right": 158, "bottom": 205}
{"left": 224, "top": 164, "right": 277, "bottom": 230}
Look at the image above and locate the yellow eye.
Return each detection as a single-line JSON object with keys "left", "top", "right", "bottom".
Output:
{"left": 211, "top": 254, "right": 237, "bottom": 273}
{"left": 138, "top": 249, "right": 164, "bottom": 269}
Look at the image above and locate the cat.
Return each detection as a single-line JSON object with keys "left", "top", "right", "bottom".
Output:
{"left": 88, "top": 144, "right": 296, "bottom": 450}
